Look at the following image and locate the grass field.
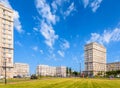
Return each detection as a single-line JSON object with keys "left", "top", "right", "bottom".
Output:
{"left": 0, "top": 78, "right": 120, "bottom": 88}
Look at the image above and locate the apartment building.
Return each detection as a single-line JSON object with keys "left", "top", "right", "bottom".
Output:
{"left": 84, "top": 42, "right": 106, "bottom": 76}
{"left": 0, "top": 3, "right": 14, "bottom": 78}
{"left": 36, "top": 65, "right": 56, "bottom": 76}
{"left": 13, "top": 63, "right": 29, "bottom": 77}
{"left": 56, "top": 66, "right": 66, "bottom": 77}
{"left": 36, "top": 65, "right": 66, "bottom": 77}
{"left": 107, "top": 62, "right": 120, "bottom": 71}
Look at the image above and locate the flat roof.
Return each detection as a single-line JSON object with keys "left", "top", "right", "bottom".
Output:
{"left": 0, "top": 2, "right": 13, "bottom": 13}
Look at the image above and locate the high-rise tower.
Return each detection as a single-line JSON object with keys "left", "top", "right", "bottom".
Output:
{"left": 0, "top": 3, "right": 14, "bottom": 78}
{"left": 84, "top": 42, "right": 106, "bottom": 76}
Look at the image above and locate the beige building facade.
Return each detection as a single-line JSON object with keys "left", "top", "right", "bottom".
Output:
{"left": 13, "top": 63, "right": 29, "bottom": 77}
{"left": 107, "top": 62, "right": 120, "bottom": 71}
{"left": 84, "top": 42, "right": 106, "bottom": 76}
{"left": 36, "top": 65, "right": 66, "bottom": 77}
{"left": 36, "top": 65, "right": 56, "bottom": 76}
{"left": 0, "top": 3, "right": 14, "bottom": 78}
{"left": 56, "top": 66, "right": 66, "bottom": 77}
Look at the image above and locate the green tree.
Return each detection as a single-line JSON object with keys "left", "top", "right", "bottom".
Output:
{"left": 66, "top": 67, "right": 69, "bottom": 77}
{"left": 69, "top": 68, "right": 72, "bottom": 77}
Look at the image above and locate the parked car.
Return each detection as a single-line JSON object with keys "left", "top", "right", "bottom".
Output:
{"left": 13, "top": 75, "right": 22, "bottom": 78}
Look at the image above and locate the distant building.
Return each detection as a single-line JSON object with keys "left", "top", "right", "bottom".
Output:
{"left": 0, "top": 3, "right": 14, "bottom": 78}
{"left": 56, "top": 66, "right": 66, "bottom": 77}
{"left": 13, "top": 63, "right": 29, "bottom": 77}
{"left": 84, "top": 42, "right": 106, "bottom": 76}
{"left": 36, "top": 65, "right": 56, "bottom": 76}
{"left": 36, "top": 65, "right": 66, "bottom": 77}
{"left": 107, "top": 62, "right": 120, "bottom": 71}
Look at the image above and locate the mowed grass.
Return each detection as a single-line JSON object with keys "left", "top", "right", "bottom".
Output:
{"left": 0, "top": 78, "right": 120, "bottom": 88}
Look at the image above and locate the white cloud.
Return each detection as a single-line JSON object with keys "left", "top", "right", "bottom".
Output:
{"left": 14, "top": 11, "right": 23, "bottom": 33}
{"left": 90, "top": 0, "right": 102, "bottom": 12}
{"left": 51, "top": 1, "right": 58, "bottom": 13}
{"left": 35, "top": 0, "right": 75, "bottom": 49}
{"left": 35, "top": 0, "right": 59, "bottom": 48}
{"left": 35, "top": 0, "right": 58, "bottom": 24}
{"left": 40, "top": 21, "right": 58, "bottom": 48}
{"left": 0, "top": 0, "right": 23, "bottom": 33}
{"left": 83, "top": 0, "right": 89, "bottom": 8}
{"left": 15, "top": 41, "right": 22, "bottom": 47}
{"left": 58, "top": 50, "right": 64, "bottom": 57}
{"left": 40, "top": 49, "right": 44, "bottom": 54}
{"left": 51, "top": 0, "right": 68, "bottom": 13}
{"left": 64, "top": 2, "right": 75, "bottom": 18}
{"left": 61, "top": 39, "right": 70, "bottom": 50}
{"left": 47, "top": 52, "right": 58, "bottom": 61}
{"left": 87, "top": 33, "right": 102, "bottom": 43}
{"left": 82, "top": 0, "right": 103, "bottom": 12}
{"left": 51, "top": 0, "right": 75, "bottom": 18}
{"left": 32, "top": 46, "right": 38, "bottom": 51}
{"left": 33, "top": 27, "right": 38, "bottom": 31}
{"left": 87, "top": 27, "right": 120, "bottom": 44}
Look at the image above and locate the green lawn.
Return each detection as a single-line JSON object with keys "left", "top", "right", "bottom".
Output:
{"left": 0, "top": 78, "right": 120, "bottom": 88}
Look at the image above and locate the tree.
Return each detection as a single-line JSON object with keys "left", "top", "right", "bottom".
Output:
{"left": 72, "top": 71, "right": 79, "bottom": 77}
{"left": 66, "top": 67, "right": 72, "bottom": 77}
{"left": 69, "top": 68, "right": 72, "bottom": 77}
{"left": 66, "top": 67, "right": 69, "bottom": 77}
{"left": 106, "top": 70, "right": 120, "bottom": 78}
{"left": 31, "top": 74, "right": 38, "bottom": 79}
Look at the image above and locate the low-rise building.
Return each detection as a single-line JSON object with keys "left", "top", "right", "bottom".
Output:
{"left": 36, "top": 65, "right": 56, "bottom": 76}
{"left": 13, "top": 63, "right": 29, "bottom": 77}
{"left": 56, "top": 66, "right": 66, "bottom": 77}
{"left": 107, "top": 62, "right": 120, "bottom": 71}
{"left": 36, "top": 65, "right": 66, "bottom": 77}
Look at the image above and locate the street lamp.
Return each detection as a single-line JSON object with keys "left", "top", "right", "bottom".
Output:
{"left": 80, "top": 62, "right": 81, "bottom": 77}
{"left": 4, "top": 55, "right": 11, "bottom": 84}
{"left": 4, "top": 58, "right": 7, "bottom": 84}
{"left": 3, "top": 58, "right": 7, "bottom": 84}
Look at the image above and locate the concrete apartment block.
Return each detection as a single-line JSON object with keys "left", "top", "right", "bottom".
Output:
{"left": 107, "top": 62, "right": 120, "bottom": 71}
{"left": 84, "top": 42, "right": 106, "bottom": 76}
{"left": 36, "top": 65, "right": 66, "bottom": 77}
{"left": 13, "top": 63, "right": 29, "bottom": 77}
{"left": 36, "top": 65, "right": 56, "bottom": 76}
{"left": 56, "top": 66, "right": 66, "bottom": 77}
{"left": 0, "top": 3, "right": 14, "bottom": 78}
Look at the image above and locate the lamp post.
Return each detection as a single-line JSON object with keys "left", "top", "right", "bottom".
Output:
{"left": 4, "top": 58, "right": 7, "bottom": 84}
{"left": 80, "top": 62, "right": 81, "bottom": 77}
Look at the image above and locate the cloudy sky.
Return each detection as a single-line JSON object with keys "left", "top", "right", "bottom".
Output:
{"left": 1, "top": 0, "right": 120, "bottom": 74}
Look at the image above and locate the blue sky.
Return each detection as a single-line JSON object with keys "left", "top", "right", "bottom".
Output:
{"left": 1, "top": 0, "right": 120, "bottom": 74}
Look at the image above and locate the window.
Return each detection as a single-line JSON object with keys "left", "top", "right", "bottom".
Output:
{"left": 4, "top": 48, "right": 6, "bottom": 52}
{"left": 3, "top": 23, "right": 5, "bottom": 27}
{"left": 8, "top": 49, "right": 11, "bottom": 53}
{"left": 3, "top": 29, "right": 6, "bottom": 33}
{"left": 8, "top": 58, "right": 11, "bottom": 63}
{"left": 3, "top": 52, "right": 6, "bottom": 56}
{"left": 3, "top": 38, "right": 6, "bottom": 41}
{"left": 8, "top": 44, "right": 11, "bottom": 47}
{"left": 8, "top": 68, "right": 11, "bottom": 71}
{"left": 3, "top": 43, "right": 5, "bottom": 46}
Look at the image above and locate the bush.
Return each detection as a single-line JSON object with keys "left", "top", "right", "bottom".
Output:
{"left": 30, "top": 75, "right": 38, "bottom": 79}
